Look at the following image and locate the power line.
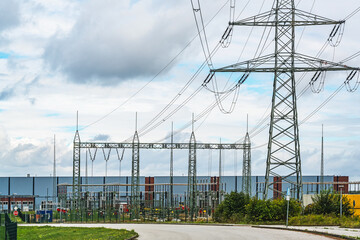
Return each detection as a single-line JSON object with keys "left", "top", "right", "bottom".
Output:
{"left": 81, "top": 0, "right": 229, "bottom": 131}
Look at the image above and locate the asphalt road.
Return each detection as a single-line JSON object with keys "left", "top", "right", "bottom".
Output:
{"left": 24, "top": 223, "right": 332, "bottom": 240}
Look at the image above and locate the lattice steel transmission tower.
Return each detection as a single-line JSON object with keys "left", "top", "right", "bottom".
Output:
{"left": 242, "top": 117, "right": 251, "bottom": 195}
{"left": 211, "top": 0, "right": 359, "bottom": 200}
{"left": 187, "top": 119, "right": 196, "bottom": 221}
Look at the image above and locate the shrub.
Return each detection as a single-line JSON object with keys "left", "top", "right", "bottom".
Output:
{"left": 214, "top": 193, "right": 301, "bottom": 223}
{"left": 310, "top": 190, "right": 352, "bottom": 216}
{"left": 214, "top": 192, "right": 250, "bottom": 222}
{"left": 245, "top": 198, "right": 301, "bottom": 222}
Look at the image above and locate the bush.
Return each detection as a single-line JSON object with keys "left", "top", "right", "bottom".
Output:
{"left": 309, "top": 190, "right": 352, "bottom": 216}
{"left": 214, "top": 193, "right": 301, "bottom": 223}
{"left": 214, "top": 192, "right": 250, "bottom": 222}
{"left": 245, "top": 198, "right": 301, "bottom": 222}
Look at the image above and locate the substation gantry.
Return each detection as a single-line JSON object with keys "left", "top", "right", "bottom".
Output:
{"left": 73, "top": 128, "right": 251, "bottom": 219}
{"left": 209, "top": 0, "right": 360, "bottom": 201}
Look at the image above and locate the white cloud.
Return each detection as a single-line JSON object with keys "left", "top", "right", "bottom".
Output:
{"left": 0, "top": 0, "right": 20, "bottom": 32}
{"left": 43, "top": 0, "right": 195, "bottom": 85}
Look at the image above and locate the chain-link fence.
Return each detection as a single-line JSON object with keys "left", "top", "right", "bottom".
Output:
{"left": 0, "top": 213, "right": 17, "bottom": 240}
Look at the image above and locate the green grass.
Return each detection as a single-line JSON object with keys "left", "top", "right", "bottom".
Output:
{"left": 18, "top": 226, "right": 137, "bottom": 240}
{"left": 289, "top": 214, "right": 360, "bottom": 228}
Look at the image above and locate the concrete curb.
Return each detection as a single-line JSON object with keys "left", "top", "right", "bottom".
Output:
{"left": 252, "top": 225, "right": 358, "bottom": 240}
{"left": 126, "top": 233, "right": 139, "bottom": 240}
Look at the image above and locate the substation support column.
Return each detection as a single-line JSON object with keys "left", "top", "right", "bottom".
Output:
{"left": 131, "top": 130, "right": 140, "bottom": 219}
{"left": 170, "top": 122, "right": 174, "bottom": 209}
{"left": 72, "top": 129, "right": 81, "bottom": 210}
{"left": 187, "top": 130, "right": 196, "bottom": 221}
{"left": 242, "top": 130, "right": 251, "bottom": 195}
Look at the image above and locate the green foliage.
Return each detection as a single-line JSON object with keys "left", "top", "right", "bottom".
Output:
{"left": 214, "top": 192, "right": 250, "bottom": 222}
{"left": 245, "top": 198, "right": 301, "bottom": 222}
{"left": 339, "top": 215, "right": 360, "bottom": 228}
{"left": 213, "top": 192, "right": 301, "bottom": 223}
{"left": 18, "top": 226, "right": 137, "bottom": 240}
{"left": 290, "top": 214, "right": 360, "bottom": 228}
{"left": 307, "top": 189, "right": 352, "bottom": 216}
{"left": 289, "top": 214, "right": 340, "bottom": 226}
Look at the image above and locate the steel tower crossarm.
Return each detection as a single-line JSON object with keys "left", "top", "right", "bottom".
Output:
{"left": 230, "top": 8, "right": 344, "bottom": 27}
{"left": 211, "top": 53, "right": 360, "bottom": 73}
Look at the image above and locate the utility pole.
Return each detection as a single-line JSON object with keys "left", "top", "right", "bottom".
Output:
{"left": 211, "top": 0, "right": 359, "bottom": 201}
{"left": 242, "top": 114, "right": 251, "bottom": 195}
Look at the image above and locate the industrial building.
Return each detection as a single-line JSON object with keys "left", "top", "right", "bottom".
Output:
{"left": 0, "top": 175, "right": 350, "bottom": 212}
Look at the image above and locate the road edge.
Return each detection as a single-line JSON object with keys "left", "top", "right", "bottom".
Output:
{"left": 252, "top": 225, "right": 358, "bottom": 240}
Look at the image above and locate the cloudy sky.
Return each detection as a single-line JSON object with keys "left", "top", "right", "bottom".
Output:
{"left": 0, "top": 0, "right": 359, "bottom": 180}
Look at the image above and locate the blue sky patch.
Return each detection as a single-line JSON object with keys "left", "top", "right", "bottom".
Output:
{"left": 45, "top": 113, "right": 60, "bottom": 117}
{"left": 59, "top": 126, "right": 83, "bottom": 133}
{"left": 0, "top": 52, "right": 10, "bottom": 59}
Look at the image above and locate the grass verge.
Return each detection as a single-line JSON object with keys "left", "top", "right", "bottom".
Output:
{"left": 289, "top": 214, "right": 360, "bottom": 228}
{"left": 18, "top": 226, "right": 137, "bottom": 240}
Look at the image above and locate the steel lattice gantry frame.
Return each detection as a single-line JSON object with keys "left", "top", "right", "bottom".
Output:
{"left": 211, "top": 0, "right": 360, "bottom": 200}
{"left": 72, "top": 131, "right": 250, "bottom": 212}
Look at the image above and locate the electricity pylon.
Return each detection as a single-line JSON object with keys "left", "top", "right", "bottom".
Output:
{"left": 211, "top": 0, "right": 359, "bottom": 200}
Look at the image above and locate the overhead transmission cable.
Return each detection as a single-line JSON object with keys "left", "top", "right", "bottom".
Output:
{"left": 157, "top": 0, "right": 262, "bottom": 140}
{"left": 158, "top": 1, "right": 359, "bottom": 144}
{"left": 137, "top": 0, "right": 256, "bottom": 139}
{"left": 344, "top": 6, "right": 360, "bottom": 21}
{"left": 191, "top": 0, "right": 241, "bottom": 114}
{"left": 248, "top": 52, "right": 360, "bottom": 146}
{"left": 80, "top": 0, "right": 229, "bottom": 131}
{"left": 155, "top": 84, "right": 237, "bottom": 142}
{"left": 122, "top": 1, "right": 230, "bottom": 141}
{"left": 160, "top": 0, "right": 272, "bottom": 141}
{"left": 235, "top": 5, "right": 357, "bottom": 143}
{"left": 205, "top": 0, "right": 268, "bottom": 114}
